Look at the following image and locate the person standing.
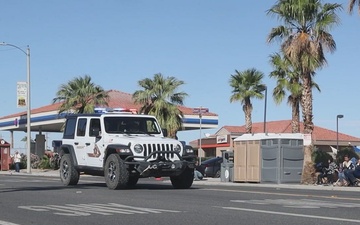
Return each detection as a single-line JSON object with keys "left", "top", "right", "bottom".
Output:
{"left": 14, "top": 151, "right": 21, "bottom": 172}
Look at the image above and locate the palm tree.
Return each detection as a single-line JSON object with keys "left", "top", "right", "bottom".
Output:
{"left": 21, "top": 136, "right": 34, "bottom": 148}
{"left": 53, "top": 75, "right": 109, "bottom": 114}
{"left": 269, "top": 52, "right": 320, "bottom": 133}
{"left": 132, "top": 73, "right": 188, "bottom": 138}
{"left": 229, "top": 68, "right": 266, "bottom": 133}
{"left": 267, "top": 0, "right": 341, "bottom": 183}
{"left": 349, "top": 0, "right": 360, "bottom": 14}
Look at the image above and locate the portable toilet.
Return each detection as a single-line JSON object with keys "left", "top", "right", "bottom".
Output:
{"left": 233, "top": 133, "right": 304, "bottom": 184}
{"left": 0, "top": 139, "right": 11, "bottom": 171}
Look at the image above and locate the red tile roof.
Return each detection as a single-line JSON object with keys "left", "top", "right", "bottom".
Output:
{"left": 0, "top": 90, "right": 217, "bottom": 119}
{"left": 221, "top": 120, "right": 360, "bottom": 142}
{"left": 0, "top": 102, "right": 63, "bottom": 119}
{"left": 106, "top": 90, "right": 141, "bottom": 111}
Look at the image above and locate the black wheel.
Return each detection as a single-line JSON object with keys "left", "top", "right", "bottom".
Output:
{"left": 104, "top": 154, "right": 129, "bottom": 190}
{"left": 214, "top": 170, "right": 221, "bottom": 178}
{"left": 127, "top": 176, "right": 139, "bottom": 187}
{"left": 170, "top": 167, "right": 194, "bottom": 189}
{"left": 59, "top": 154, "right": 79, "bottom": 186}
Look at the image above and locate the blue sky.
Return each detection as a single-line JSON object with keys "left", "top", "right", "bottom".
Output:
{"left": 0, "top": 0, "right": 359, "bottom": 150}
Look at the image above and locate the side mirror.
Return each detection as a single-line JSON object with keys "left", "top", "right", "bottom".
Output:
{"left": 162, "top": 128, "right": 168, "bottom": 137}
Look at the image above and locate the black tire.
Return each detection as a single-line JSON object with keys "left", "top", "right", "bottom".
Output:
{"left": 104, "top": 154, "right": 129, "bottom": 190}
{"left": 127, "top": 176, "right": 139, "bottom": 188}
{"left": 170, "top": 167, "right": 194, "bottom": 189}
{"left": 59, "top": 154, "right": 79, "bottom": 186}
{"left": 214, "top": 170, "right": 221, "bottom": 178}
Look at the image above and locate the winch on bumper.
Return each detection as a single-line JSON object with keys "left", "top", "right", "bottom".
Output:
{"left": 124, "top": 151, "right": 195, "bottom": 177}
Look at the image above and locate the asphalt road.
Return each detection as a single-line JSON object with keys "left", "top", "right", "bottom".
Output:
{"left": 1, "top": 174, "right": 360, "bottom": 225}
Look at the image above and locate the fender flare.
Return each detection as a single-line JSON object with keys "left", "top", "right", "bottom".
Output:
{"left": 59, "top": 144, "right": 78, "bottom": 167}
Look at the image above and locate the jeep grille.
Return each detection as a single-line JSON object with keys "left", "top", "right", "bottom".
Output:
{"left": 143, "top": 143, "right": 177, "bottom": 160}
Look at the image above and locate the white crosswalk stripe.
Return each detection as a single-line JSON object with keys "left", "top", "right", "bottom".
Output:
{"left": 0, "top": 220, "right": 20, "bottom": 225}
{"left": 19, "top": 203, "right": 181, "bottom": 217}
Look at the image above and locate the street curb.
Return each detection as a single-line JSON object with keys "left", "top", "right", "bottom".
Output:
{"left": 1, "top": 170, "right": 360, "bottom": 192}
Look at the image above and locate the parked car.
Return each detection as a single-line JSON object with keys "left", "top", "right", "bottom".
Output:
{"left": 196, "top": 157, "right": 223, "bottom": 178}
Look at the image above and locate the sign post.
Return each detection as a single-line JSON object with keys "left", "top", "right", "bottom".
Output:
{"left": 193, "top": 107, "right": 209, "bottom": 165}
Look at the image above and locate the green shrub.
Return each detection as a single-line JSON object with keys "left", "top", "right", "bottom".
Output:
{"left": 312, "top": 146, "right": 359, "bottom": 168}
{"left": 312, "top": 148, "right": 332, "bottom": 166}
{"left": 335, "top": 147, "right": 359, "bottom": 164}
{"left": 38, "top": 155, "right": 51, "bottom": 169}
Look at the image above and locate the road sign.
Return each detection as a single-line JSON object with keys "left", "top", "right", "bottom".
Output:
{"left": 193, "top": 107, "right": 209, "bottom": 114}
{"left": 17, "top": 81, "right": 27, "bottom": 108}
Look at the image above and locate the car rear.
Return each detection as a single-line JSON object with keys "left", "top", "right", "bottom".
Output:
{"left": 198, "top": 157, "right": 223, "bottom": 178}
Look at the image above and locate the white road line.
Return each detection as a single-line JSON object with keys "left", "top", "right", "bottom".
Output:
{"left": 221, "top": 207, "right": 360, "bottom": 223}
{"left": 108, "top": 203, "right": 181, "bottom": 213}
{"left": 88, "top": 203, "right": 149, "bottom": 214}
{"left": 0, "top": 220, "right": 20, "bottom": 225}
{"left": 19, "top": 203, "right": 182, "bottom": 217}
{"left": 203, "top": 188, "right": 360, "bottom": 202}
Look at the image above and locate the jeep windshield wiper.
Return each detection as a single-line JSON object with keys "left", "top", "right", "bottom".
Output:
{"left": 108, "top": 131, "right": 126, "bottom": 135}
{"left": 124, "top": 130, "right": 152, "bottom": 136}
{"left": 138, "top": 131, "right": 153, "bottom": 136}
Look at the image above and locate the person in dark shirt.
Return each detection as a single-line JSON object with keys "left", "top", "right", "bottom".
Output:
{"left": 344, "top": 158, "right": 360, "bottom": 186}
{"left": 316, "top": 158, "right": 337, "bottom": 185}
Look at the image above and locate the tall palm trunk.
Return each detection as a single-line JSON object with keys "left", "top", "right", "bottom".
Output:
{"left": 301, "top": 73, "right": 314, "bottom": 184}
{"left": 168, "top": 130, "right": 177, "bottom": 139}
{"left": 243, "top": 99, "right": 253, "bottom": 133}
{"left": 291, "top": 100, "right": 300, "bottom": 133}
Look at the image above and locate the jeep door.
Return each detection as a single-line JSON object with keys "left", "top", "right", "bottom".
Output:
{"left": 73, "top": 118, "right": 88, "bottom": 166}
{"left": 84, "top": 118, "right": 103, "bottom": 167}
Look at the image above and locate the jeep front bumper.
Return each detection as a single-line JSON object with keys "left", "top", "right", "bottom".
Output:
{"left": 124, "top": 151, "right": 195, "bottom": 177}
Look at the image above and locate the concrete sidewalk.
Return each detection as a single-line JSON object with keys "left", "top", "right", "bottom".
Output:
{"left": 1, "top": 169, "right": 360, "bottom": 192}
{"left": 0, "top": 169, "right": 59, "bottom": 177}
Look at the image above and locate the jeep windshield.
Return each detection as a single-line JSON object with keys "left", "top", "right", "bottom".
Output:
{"left": 104, "top": 116, "right": 161, "bottom": 135}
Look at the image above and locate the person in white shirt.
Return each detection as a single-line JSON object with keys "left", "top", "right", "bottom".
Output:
{"left": 337, "top": 155, "right": 355, "bottom": 186}
{"left": 14, "top": 151, "right": 21, "bottom": 172}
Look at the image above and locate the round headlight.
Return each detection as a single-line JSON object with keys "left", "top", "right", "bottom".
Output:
{"left": 174, "top": 144, "right": 181, "bottom": 152}
{"left": 134, "top": 144, "right": 143, "bottom": 153}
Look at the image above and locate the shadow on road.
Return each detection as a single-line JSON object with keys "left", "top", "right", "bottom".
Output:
{"left": 0, "top": 179, "right": 200, "bottom": 193}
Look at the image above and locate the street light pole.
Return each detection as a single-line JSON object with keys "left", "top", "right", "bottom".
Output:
{"left": 336, "top": 114, "right": 344, "bottom": 152}
{"left": 263, "top": 86, "right": 267, "bottom": 133}
{"left": 0, "top": 42, "right": 31, "bottom": 174}
{"left": 199, "top": 110, "right": 202, "bottom": 164}
{"left": 193, "top": 106, "right": 209, "bottom": 165}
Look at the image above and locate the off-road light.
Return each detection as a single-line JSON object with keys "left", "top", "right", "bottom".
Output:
{"left": 185, "top": 148, "right": 194, "bottom": 154}
{"left": 117, "top": 148, "right": 131, "bottom": 154}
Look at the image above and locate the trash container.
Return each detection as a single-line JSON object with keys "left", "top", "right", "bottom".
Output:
{"left": 221, "top": 163, "right": 234, "bottom": 182}
{"left": 220, "top": 150, "right": 234, "bottom": 182}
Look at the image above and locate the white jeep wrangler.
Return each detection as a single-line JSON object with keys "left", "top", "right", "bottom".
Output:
{"left": 58, "top": 111, "right": 196, "bottom": 189}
